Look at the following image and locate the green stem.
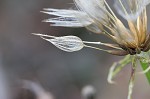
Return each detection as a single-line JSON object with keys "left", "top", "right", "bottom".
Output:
{"left": 127, "top": 56, "right": 137, "bottom": 99}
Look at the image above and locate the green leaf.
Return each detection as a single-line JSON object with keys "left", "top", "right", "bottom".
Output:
{"left": 140, "top": 61, "right": 150, "bottom": 84}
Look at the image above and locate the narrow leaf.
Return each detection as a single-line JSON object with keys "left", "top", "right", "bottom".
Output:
{"left": 107, "top": 55, "right": 131, "bottom": 84}
{"left": 140, "top": 61, "right": 150, "bottom": 84}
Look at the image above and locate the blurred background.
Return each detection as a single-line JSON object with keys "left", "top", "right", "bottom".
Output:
{"left": 0, "top": 0, "right": 150, "bottom": 99}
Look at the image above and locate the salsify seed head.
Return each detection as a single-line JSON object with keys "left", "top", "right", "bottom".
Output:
{"left": 36, "top": 0, "right": 150, "bottom": 56}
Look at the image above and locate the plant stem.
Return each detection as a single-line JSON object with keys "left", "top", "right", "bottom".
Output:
{"left": 127, "top": 56, "right": 137, "bottom": 99}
